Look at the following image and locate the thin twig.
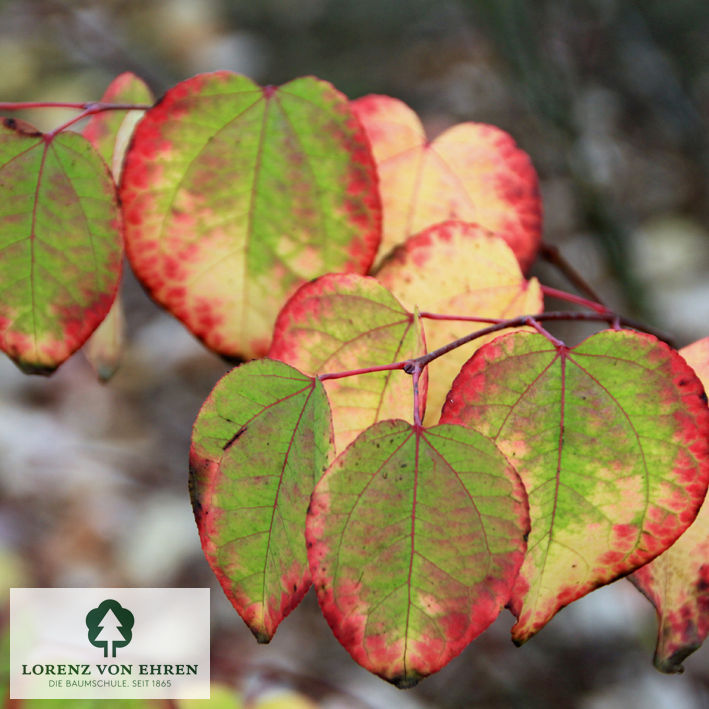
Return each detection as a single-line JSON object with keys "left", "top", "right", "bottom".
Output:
{"left": 316, "top": 309, "right": 675, "bottom": 384}
{"left": 540, "top": 285, "right": 608, "bottom": 314}
{"left": 415, "top": 310, "right": 674, "bottom": 368}
{"left": 539, "top": 242, "right": 606, "bottom": 305}
{"left": 46, "top": 103, "right": 151, "bottom": 136}
{"left": 318, "top": 362, "right": 407, "bottom": 381}
{"left": 527, "top": 317, "right": 565, "bottom": 347}
{"left": 0, "top": 101, "right": 152, "bottom": 112}
{"left": 411, "top": 363, "right": 423, "bottom": 427}
{"left": 0, "top": 101, "right": 153, "bottom": 139}
{"left": 419, "top": 312, "right": 501, "bottom": 324}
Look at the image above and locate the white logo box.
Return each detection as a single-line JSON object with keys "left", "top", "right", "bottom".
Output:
{"left": 10, "top": 588, "right": 210, "bottom": 699}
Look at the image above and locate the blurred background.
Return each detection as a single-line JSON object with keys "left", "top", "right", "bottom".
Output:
{"left": 1, "top": 0, "right": 709, "bottom": 707}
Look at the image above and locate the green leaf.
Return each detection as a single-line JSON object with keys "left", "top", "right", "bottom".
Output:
{"left": 441, "top": 330, "right": 709, "bottom": 644}
{"left": 307, "top": 419, "right": 528, "bottom": 687}
{"left": 121, "top": 72, "right": 381, "bottom": 360}
{"left": 269, "top": 272, "right": 426, "bottom": 453}
{"left": 190, "top": 358, "right": 333, "bottom": 642}
{"left": 0, "top": 118, "right": 122, "bottom": 374}
{"left": 630, "top": 336, "right": 709, "bottom": 672}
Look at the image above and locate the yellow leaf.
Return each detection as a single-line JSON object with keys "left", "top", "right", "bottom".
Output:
{"left": 376, "top": 221, "right": 542, "bottom": 424}
{"left": 353, "top": 94, "right": 542, "bottom": 270}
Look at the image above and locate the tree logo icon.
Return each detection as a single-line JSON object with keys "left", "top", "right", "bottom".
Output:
{"left": 85, "top": 599, "right": 134, "bottom": 658}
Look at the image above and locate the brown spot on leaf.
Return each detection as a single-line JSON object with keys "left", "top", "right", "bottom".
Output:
{"left": 222, "top": 425, "right": 247, "bottom": 450}
{"left": 3, "top": 116, "right": 42, "bottom": 137}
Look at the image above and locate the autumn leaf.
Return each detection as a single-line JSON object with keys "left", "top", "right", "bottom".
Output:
{"left": 440, "top": 330, "right": 709, "bottom": 644}
{"left": 269, "top": 273, "right": 426, "bottom": 453}
{"left": 376, "top": 220, "right": 542, "bottom": 424}
{"left": 630, "top": 336, "right": 709, "bottom": 672}
{"left": 190, "top": 358, "right": 333, "bottom": 642}
{"left": 0, "top": 117, "right": 122, "bottom": 374}
{"left": 351, "top": 94, "right": 541, "bottom": 269}
{"left": 121, "top": 72, "right": 381, "bottom": 360}
{"left": 307, "top": 419, "right": 528, "bottom": 688}
{"left": 82, "top": 71, "right": 154, "bottom": 177}
{"left": 83, "top": 72, "right": 154, "bottom": 381}
{"left": 83, "top": 298, "right": 125, "bottom": 382}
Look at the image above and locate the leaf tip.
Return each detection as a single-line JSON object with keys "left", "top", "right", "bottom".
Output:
{"left": 388, "top": 672, "right": 423, "bottom": 690}
{"left": 509, "top": 608, "right": 536, "bottom": 647}
{"left": 13, "top": 358, "right": 59, "bottom": 377}
{"left": 250, "top": 627, "right": 274, "bottom": 645}
{"left": 654, "top": 647, "right": 694, "bottom": 674}
{"left": 510, "top": 636, "right": 524, "bottom": 648}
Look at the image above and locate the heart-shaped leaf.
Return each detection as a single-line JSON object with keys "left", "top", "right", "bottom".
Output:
{"left": 307, "top": 419, "right": 528, "bottom": 687}
{"left": 351, "top": 94, "right": 541, "bottom": 269}
{"left": 82, "top": 72, "right": 154, "bottom": 381}
{"left": 376, "top": 220, "right": 542, "bottom": 424}
{"left": 630, "top": 336, "right": 709, "bottom": 672}
{"left": 0, "top": 118, "right": 122, "bottom": 374}
{"left": 269, "top": 273, "right": 426, "bottom": 453}
{"left": 121, "top": 72, "right": 381, "bottom": 360}
{"left": 441, "top": 330, "right": 709, "bottom": 644}
{"left": 190, "top": 358, "right": 334, "bottom": 641}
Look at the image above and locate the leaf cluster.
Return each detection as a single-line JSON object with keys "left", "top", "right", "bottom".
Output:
{"left": 1, "top": 71, "right": 709, "bottom": 687}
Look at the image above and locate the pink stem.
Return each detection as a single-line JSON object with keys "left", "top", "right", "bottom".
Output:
{"left": 415, "top": 310, "right": 673, "bottom": 368}
{"left": 315, "top": 310, "right": 674, "bottom": 384}
{"left": 527, "top": 317, "right": 565, "bottom": 348}
{"left": 0, "top": 101, "right": 152, "bottom": 111}
{"left": 541, "top": 285, "right": 609, "bottom": 314}
{"left": 0, "top": 102, "right": 153, "bottom": 140}
{"left": 411, "top": 364, "right": 423, "bottom": 428}
{"left": 419, "top": 311, "right": 503, "bottom": 324}
{"left": 46, "top": 103, "right": 152, "bottom": 138}
{"left": 318, "top": 361, "right": 408, "bottom": 381}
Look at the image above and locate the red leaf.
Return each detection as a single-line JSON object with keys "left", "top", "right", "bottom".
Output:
{"left": 630, "top": 336, "right": 709, "bottom": 672}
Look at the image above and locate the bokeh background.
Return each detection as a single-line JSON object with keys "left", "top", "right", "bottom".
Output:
{"left": 1, "top": 1, "right": 709, "bottom": 707}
